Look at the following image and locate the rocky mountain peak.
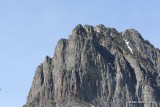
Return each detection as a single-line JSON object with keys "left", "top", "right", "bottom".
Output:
{"left": 84, "top": 25, "right": 94, "bottom": 33}
{"left": 94, "top": 24, "right": 106, "bottom": 33}
{"left": 123, "top": 29, "right": 144, "bottom": 44}
{"left": 44, "top": 56, "right": 52, "bottom": 64}
{"left": 24, "top": 24, "right": 160, "bottom": 107}
{"left": 72, "top": 24, "right": 86, "bottom": 35}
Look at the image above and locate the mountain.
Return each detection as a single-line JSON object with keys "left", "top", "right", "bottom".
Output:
{"left": 24, "top": 24, "right": 160, "bottom": 107}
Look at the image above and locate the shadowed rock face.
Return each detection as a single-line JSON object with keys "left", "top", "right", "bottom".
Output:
{"left": 24, "top": 24, "right": 160, "bottom": 107}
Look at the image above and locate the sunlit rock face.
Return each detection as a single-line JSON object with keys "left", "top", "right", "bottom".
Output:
{"left": 24, "top": 24, "right": 160, "bottom": 107}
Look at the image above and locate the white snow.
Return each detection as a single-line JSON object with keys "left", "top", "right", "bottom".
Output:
{"left": 94, "top": 28, "right": 100, "bottom": 33}
{"left": 90, "top": 104, "right": 95, "bottom": 107}
{"left": 111, "top": 33, "right": 113, "bottom": 36}
{"left": 125, "top": 40, "right": 133, "bottom": 54}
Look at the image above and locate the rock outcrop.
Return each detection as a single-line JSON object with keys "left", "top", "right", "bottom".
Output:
{"left": 24, "top": 24, "right": 160, "bottom": 107}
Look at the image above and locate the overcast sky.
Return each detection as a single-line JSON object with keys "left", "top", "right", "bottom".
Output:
{"left": 0, "top": 0, "right": 160, "bottom": 107}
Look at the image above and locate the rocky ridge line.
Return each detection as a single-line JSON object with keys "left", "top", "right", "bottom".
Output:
{"left": 24, "top": 24, "right": 160, "bottom": 107}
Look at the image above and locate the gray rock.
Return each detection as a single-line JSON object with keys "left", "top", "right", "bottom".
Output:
{"left": 25, "top": 24, "right": 160, "bottom": 107}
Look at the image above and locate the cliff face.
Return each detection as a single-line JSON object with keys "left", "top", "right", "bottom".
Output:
{"left": 25, "top": 24, "right": 160, "bottom": 107}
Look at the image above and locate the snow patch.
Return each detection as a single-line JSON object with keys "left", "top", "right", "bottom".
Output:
{"left": 94, "top": 28, "right": 100, "bottom": 33}
{"left": 125, "top": 40, "right": 133, "bottom": 54}
{"left": 90, "top": 104, "right": 95, "bottom": 107}
{"left": 111, "top": 32, "right": 113, "bottom": 36}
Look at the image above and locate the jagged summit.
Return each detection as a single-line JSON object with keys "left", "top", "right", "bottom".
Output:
{"left": 72, "top": 24, "right": 118, "bottom": 34}
{"left": 24, "top": 24, "right": 160, "bottom": 107}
